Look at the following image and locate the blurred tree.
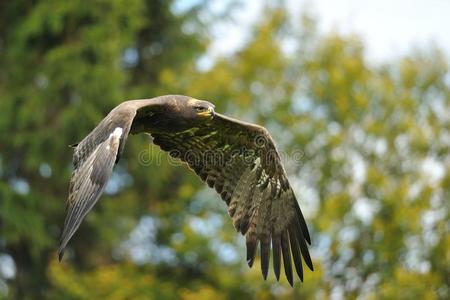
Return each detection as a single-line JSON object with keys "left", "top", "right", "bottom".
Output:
{"left": 0, "top": 0, "right": 206, "bottom": 298}
{"left": 0, "top": 1, "right": 448, "bottom": 299}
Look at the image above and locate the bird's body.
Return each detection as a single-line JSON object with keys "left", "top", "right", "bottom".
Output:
{"left": 59, "top": 95, "right": 313, "bottom": 285}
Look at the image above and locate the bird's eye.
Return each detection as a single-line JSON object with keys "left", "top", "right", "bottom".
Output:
{"left": 195, "top": 106, "right": 206, "bottom": 112}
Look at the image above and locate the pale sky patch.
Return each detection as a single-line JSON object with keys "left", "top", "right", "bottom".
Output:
{"left": 176, "top": 0, "right": 450, "bottom": 63}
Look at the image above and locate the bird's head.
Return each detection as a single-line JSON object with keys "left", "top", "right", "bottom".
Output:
{"left": 188, "top": 98, "right": 215, "bottom": 119}
{"left": 135, "top": 95, "right": 216, "bottom": 133}
{"left": 172, "top": 96, "right": 215, "bottom": 122}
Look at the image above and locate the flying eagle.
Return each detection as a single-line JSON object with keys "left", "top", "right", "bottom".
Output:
{"left": 59, "top": 95, "right": 313, "bottom": 285}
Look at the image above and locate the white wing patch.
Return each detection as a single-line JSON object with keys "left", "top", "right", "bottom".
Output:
{"left": 106, "top": 127, "right": 123, "bottom": 150}
{"left": 110, "top": 127, "right": 123, "bottom": 139}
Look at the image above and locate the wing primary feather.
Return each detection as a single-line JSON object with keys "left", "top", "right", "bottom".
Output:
{"left": 65, "top": 179, "right": 97, "bottom": 236}
{"left": 58, "top": 248, "right": 65, "bottom": 262}
{"left": 289, "top": 223, "right": 304, "bottom": 281}
{"left": 239, "top": 217, "right": 251, "bottom": 235}
{"left": 281, "top": 230, "right": 293, "bottom": 286}
{"left": 295, "top": 202, "right": 311, "bottom": 245}
{"left": 295, "top": 218, "right": 314, "bottom": 271}
{"left": 272, "top": 235, "right": 281, "bottom": 281}
{"left": 246, "top": 232, "right": 258, "bottom": 268}
{"left": 59, "top": 175, "right": 102, "bottom": 259}
{"left": 260, "top": 238, "right": 270, "bottom": 280}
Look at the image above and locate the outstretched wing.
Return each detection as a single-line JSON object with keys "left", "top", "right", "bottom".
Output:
{"left": 58, "top": 105, "right": 137, "bottom": 260}
{"left": 151, "top": 113, "right": 313, "bottom": 285}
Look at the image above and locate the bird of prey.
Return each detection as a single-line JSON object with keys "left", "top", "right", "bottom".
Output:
{"left": 59, "top": 95, "right": 313, "bottom": 285}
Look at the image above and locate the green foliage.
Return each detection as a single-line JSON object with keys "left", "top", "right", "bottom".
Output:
{"left": 0, "top": 1, "right": 448, "bottom": 299}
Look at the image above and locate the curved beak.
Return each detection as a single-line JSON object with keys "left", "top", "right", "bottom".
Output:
{"left": 197, "top": 106, "right": 215, "bottom": 118}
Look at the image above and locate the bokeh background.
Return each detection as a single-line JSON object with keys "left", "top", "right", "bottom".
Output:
{"left": 0, "top": 0, "right": 449, "bottom": 299}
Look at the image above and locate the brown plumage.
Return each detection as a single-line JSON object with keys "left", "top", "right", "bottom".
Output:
{"left": 59, "top": 95, "right": 313, "bottom": 286}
